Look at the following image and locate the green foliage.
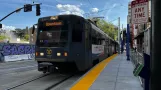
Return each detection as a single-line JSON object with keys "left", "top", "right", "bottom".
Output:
{"left": 96, "top": 19, "right": 118, "bottom": 40}
{"left": 14, "top": 28, "right": 29, "bottom": 41}
{"left": 24, "top": 34, "right": 29, "bottom": 41}
{"left": 0, "top": 35, "right": 9, "bottom": 40}
{"left": 14, "top": 28, "right": 28, "bottom": 38}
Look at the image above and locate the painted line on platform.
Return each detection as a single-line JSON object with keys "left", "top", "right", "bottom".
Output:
{"left": 70, "top": 54, "right": 118, "bottom": 90}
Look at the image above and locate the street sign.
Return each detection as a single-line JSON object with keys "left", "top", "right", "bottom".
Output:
{"left": 131, "top": 0, "right": 149, "bottom": 24}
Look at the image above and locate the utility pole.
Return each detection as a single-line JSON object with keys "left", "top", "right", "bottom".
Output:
{"left": 121, "top": 24, "right": 124, "bottom": 53}
{"left": 150, "top": 0, "right": 161, "bottom": 90}
{"left": 122, "top": 24, "right": 123, "bottom": 38}
{"left": 26, "top": 26, "right": 29, "bottom": 35}
{"left": 118, "top": 17, "right": 120, "bottom": 54}
{"left": 126, "top": 15, "right": 130, "bottom": 60}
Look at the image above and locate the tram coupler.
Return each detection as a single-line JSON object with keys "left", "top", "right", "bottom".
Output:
{"left": 38, "top": 62, "right": 54, "bottom": 73}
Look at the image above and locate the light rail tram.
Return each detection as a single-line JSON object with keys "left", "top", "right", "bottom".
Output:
{"left": 32, "top": 14, "right": 118, "bottom": 73}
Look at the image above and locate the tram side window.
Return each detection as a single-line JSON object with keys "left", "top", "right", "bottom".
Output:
{"left": 109, "top": 40, "right": 111, "bottom": 45}
{"left": 91, "top": 37, "right": 100, "bottom": 45}
{"left": 85, "top": 22, "right": 90, "bottom": 49}
{"left": 92, "top": 36, "right": 97, "bottom": 44}
{"left": 91, "top": 29, "right": 105, "bottom": 45}
{"left": 98, "top": 39, "right": 101, "bottom": 45}
{"left": 101, "top": 39, "right": 105, "bottom": 45}
{"left": 72, "top": 21, "right": 82, "bottom": 42}
{"left": 92, "top": 37, "right": 103, "bottom": 45}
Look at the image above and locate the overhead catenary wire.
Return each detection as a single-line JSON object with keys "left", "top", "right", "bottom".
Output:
{"left": 87, "top": 0, "right": 95, "bottom": 8}
{"left": 84, "top": 3, "right": 127, "bottom": 16}
{"left": 84, "top": 4, "right": 123, "bottom": 16}
{"left": 108, "top": 18, "right": 119, "bottom": 23}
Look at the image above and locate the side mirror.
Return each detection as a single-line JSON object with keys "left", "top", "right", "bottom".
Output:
{"left": 32, "top": 25, "right": 35, "bottom": 34}
{"left": 0, "top": 23, "right": 2, "bottom": 28}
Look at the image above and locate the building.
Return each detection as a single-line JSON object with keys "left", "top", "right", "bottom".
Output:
{"left": 128, "top": 1, "right": 135, "bottom": 48}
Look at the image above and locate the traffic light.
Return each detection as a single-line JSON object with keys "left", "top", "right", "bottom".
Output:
{"left": 0, "top": 23, "right": 2, "bottom": 28}
{"left": 24, "top": 4, "right": 32, "bottom": 12}
{"left": 36, "top": 4, "right": 41, "bottom": 16}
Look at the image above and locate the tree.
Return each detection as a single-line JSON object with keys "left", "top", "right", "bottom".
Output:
{"left": 0, "top": 35, "right": 8, "bottom": 40}
{"left": 96, "top": 19, "right": 118, "bottom": 40}
{"left": 14, "top": 28, "right": 25, "bottom": 38}
{"left": 24, "top": 34, "right": 29, "bottom": 41}
{"left": 12, "top": 28, "right": 29, "bottom": 41}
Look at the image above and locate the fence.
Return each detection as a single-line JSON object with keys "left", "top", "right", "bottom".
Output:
{"left": 130, "top": 49, "right": 144, "bottom": 87}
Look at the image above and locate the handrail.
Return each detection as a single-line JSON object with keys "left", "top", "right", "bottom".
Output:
{"left": 130, "top": 49, "right": 144, "bottom": 87}
{"left": 136, "top": 51, "right": 143, "bottom": 57}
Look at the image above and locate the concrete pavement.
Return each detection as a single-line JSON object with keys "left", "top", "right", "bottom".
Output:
{"left": 89, "top": 53, "right": 143, "bottom": 90}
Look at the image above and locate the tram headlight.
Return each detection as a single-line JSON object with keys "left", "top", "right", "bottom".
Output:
{"left": 57, "top": 53, "right": 61, "bottom": 56}
{"left": 40, "top": 52, "right": 44, "bottom": 56}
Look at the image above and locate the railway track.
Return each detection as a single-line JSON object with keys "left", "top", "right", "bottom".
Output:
{"left": 5, "top": 72, "right": 77, "bottom": 90}
{"left": 44, "top": 74, "right": 75, "bottom": 90}
{"left": 6, "top": 73, "right": 50, "bottom": 90}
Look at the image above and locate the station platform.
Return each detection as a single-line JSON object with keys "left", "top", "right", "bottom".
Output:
{"left": 70, "top": 53, "right": 143, "bottom": 90}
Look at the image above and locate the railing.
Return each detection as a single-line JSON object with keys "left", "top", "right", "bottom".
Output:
{"left": 130, "top": 49, "right": 144, "bottom": 87}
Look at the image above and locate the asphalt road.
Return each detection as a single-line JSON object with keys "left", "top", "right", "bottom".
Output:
{"left": 0, "top": 60, "right": 84, "bottom": 90}
{"left": 0, "top": 60, "right": 37, "bottom": 70}
{"left": 0, "top": 60, "right": 37, "bottom": 76}
{"left": 0, "top": 60, "right": 38, "bottom": 90}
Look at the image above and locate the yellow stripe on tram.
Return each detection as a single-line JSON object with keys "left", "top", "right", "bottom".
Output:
{"left": 70, "top": 54, "right": 118, "bottom": 90}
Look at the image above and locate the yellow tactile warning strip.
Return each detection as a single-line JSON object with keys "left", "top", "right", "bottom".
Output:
{"left": 70, "top": 54, "right": 118, "bottom": 90}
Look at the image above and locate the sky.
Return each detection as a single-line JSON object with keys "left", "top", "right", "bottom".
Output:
{"left": 0, "top": 0, "right": 130, "bottom": 30}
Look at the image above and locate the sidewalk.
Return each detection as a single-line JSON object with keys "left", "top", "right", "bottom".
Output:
{"left": 89, "top": 53, "right": 143, "bottom": 90}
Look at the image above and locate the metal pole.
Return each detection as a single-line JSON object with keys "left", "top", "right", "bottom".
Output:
{"left": 0, "top": 3, "right": 41, "bottom": 22}
{"left": 126, "top": 24, "right": 130, "bottom": 61}
{"left": 122, "top": 24, "right": 123, "bottom": 38}
{"left": 0, "top": 8, "right": 23, "bottom": 22}
{"left": 118, "top": 17, "right": 120, "bottom": 54}
{"left": 150, "top": 0, "right": 161, "bottom": 89}
{"left": 122, "top": 24, "right": 124, "bottom": 53}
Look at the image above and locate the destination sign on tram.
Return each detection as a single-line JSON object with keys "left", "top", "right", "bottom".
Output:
{"left": 45, "top": 22, "right": 62, "bottom": 26}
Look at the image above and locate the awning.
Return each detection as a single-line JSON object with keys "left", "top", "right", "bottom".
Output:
{"left": 134, "top": 27, "right": 151, "bottom": 39}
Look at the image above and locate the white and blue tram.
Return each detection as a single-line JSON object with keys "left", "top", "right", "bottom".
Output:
{"left": 32, "top": 14, "right": 118, "bottom": 73}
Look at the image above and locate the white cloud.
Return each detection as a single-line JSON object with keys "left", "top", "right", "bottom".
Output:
{"left": 91, "top": 8, "right": 99, "bottom": 13}
{"left": 59, "top": 11, "right": 71, "bottom": 14}
{"left": 2, "top": 24, "right": 16, "bottom": 30}
{"left": 56, "top": 4, "right": 84, "bottom": 17}
{"left": 112, "top": 3, "right": 117, "bottom": 8}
